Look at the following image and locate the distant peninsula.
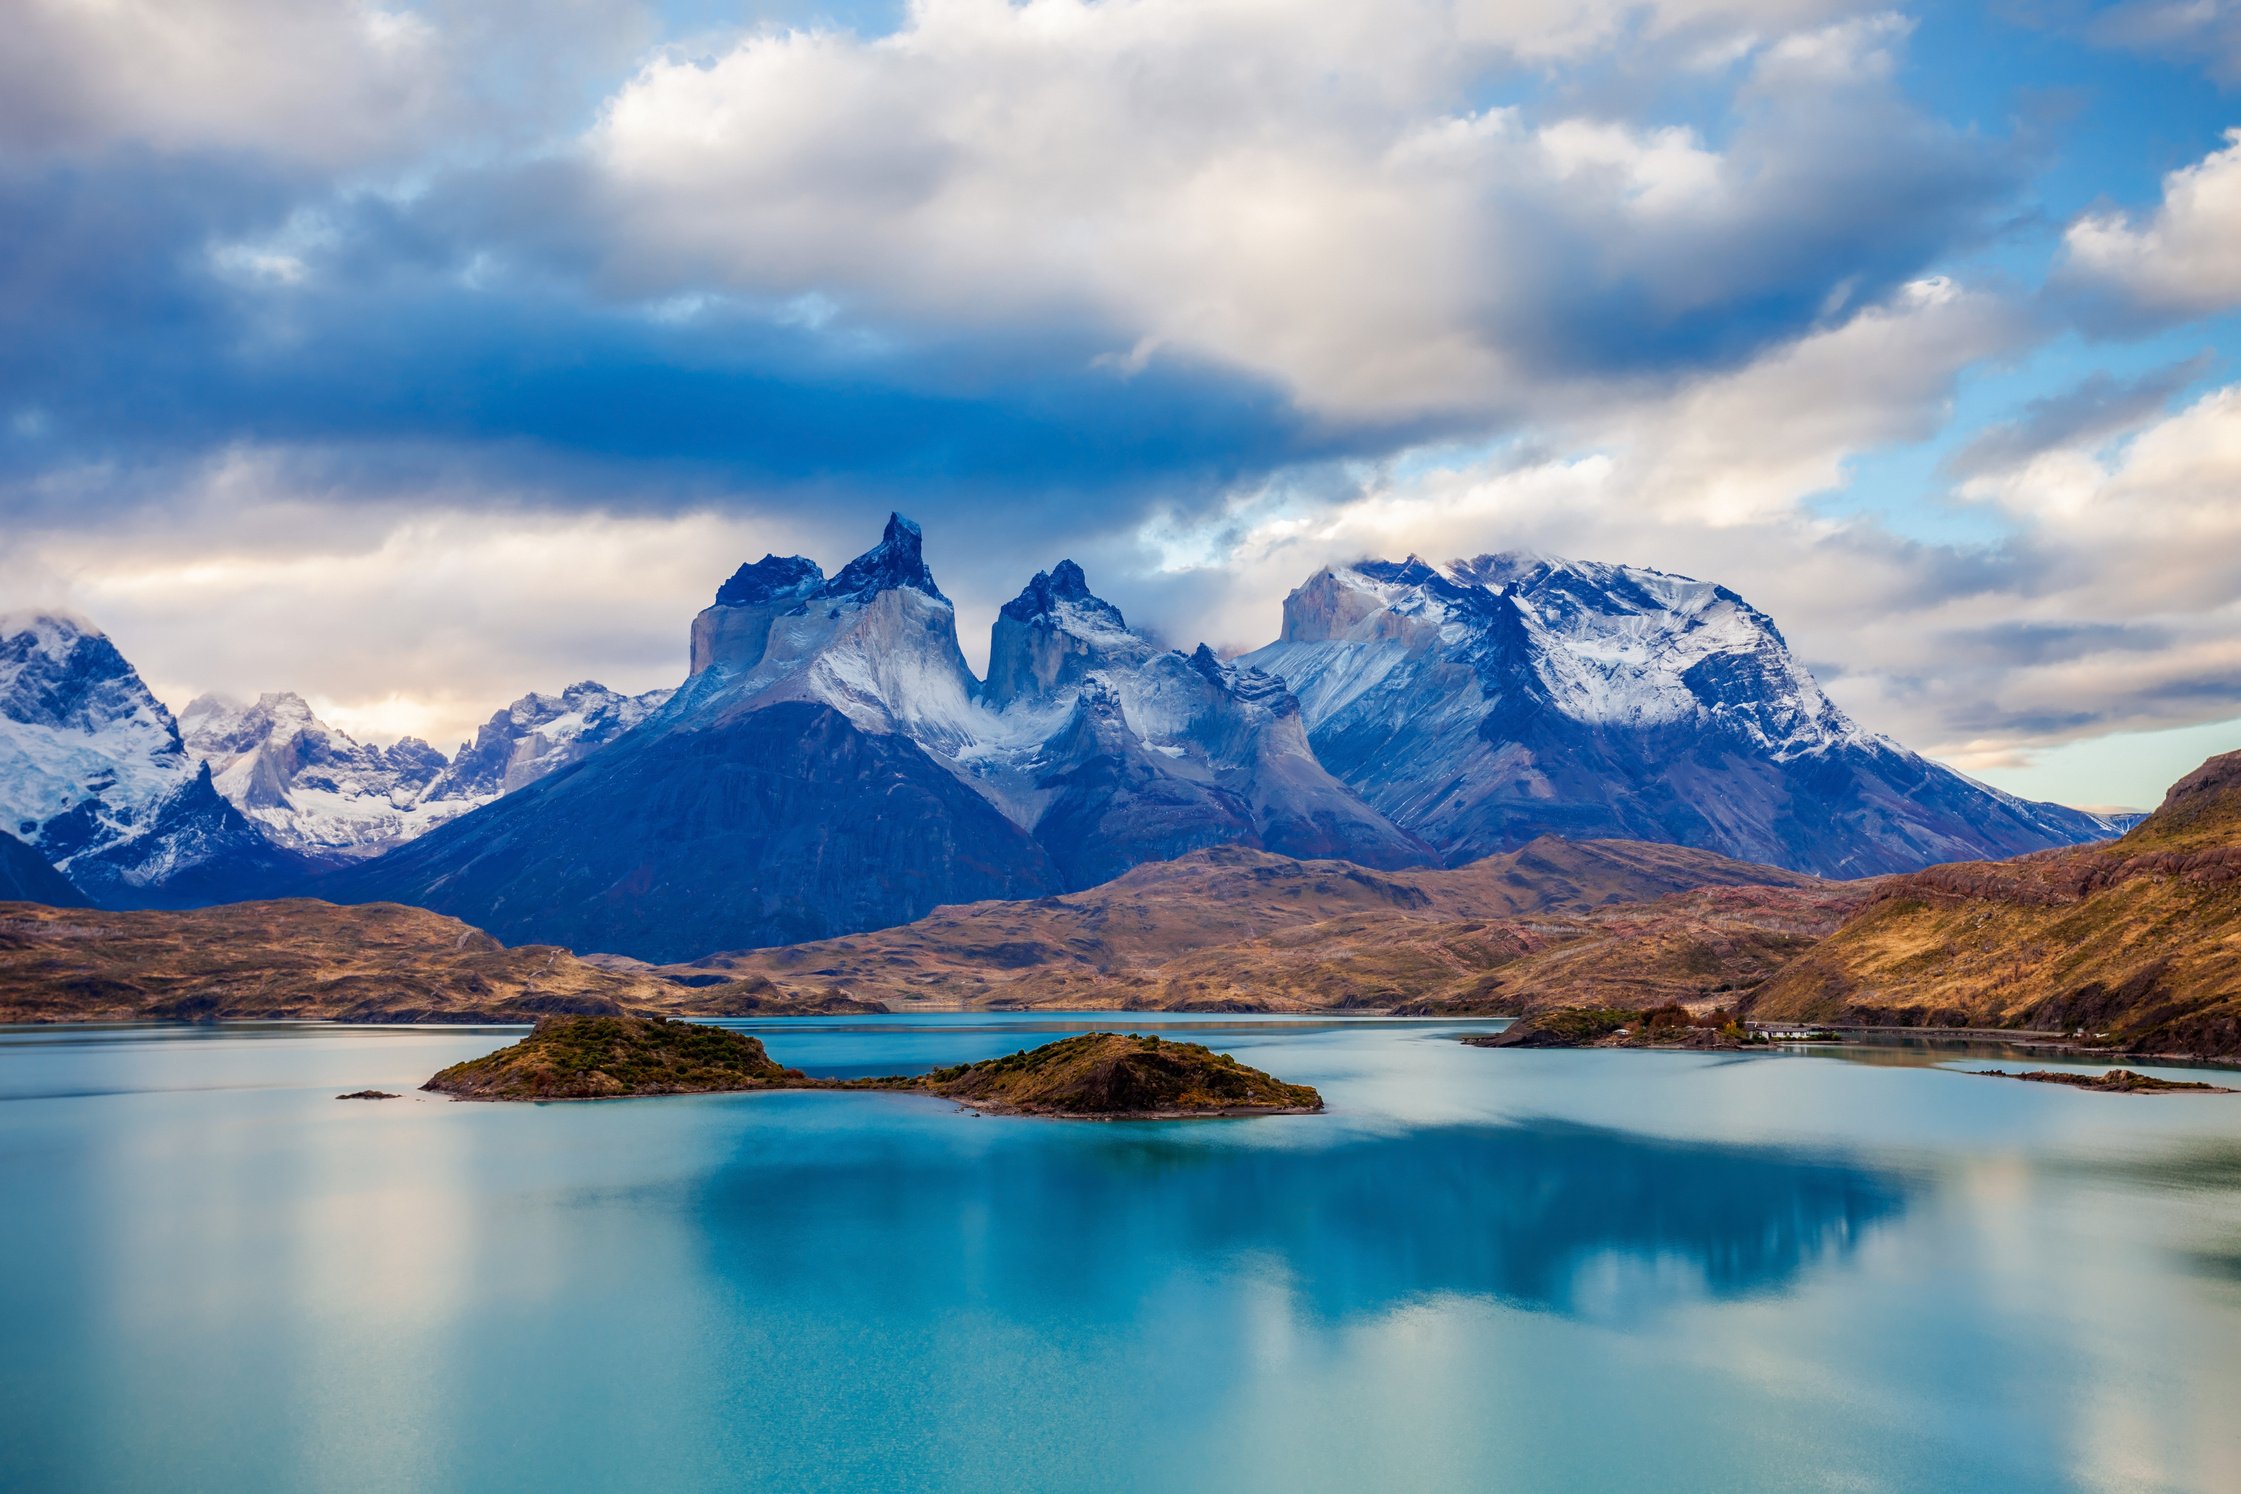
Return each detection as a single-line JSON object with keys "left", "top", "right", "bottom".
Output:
{"left": 423, "top": 1016, "right": 1323, "bottom": 1118}
{"left": 1465, "top": 1004, "right": 1756, "bottom": 1051}
{"left": 1973, "top": 1068, "right": 2233, "bottom": 1095}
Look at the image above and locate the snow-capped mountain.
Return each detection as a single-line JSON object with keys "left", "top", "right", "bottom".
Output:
{"left": 691, "top": 530, "right": 1426, "bottom": 874}
{"left": 182, "top": 692, "right": 450, "bottom": 861}
{"left": 331, "top": 515, "right": 1424, "bottom": 960}
{"left": 971, "top": 562, "right": 1429, "bottom": 883}
{"left": 423, "top": 681, "right": 676, "bottom": 802}
{"left": 1242, "top": 553, "right": 2115, "bottom": 877}
{"left": 182, "top": 682, "right": 673, "bottom": 860}
{"left": 0, "top": 612, "right": 300, "bottom": 904}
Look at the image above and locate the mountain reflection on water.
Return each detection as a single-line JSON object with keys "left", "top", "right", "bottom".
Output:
{"left": 699, "top": 1116, "right": 1907, "bottom": 1321}
{"left": 12, "top": 1021, "right": 2241, "bottom": 1492}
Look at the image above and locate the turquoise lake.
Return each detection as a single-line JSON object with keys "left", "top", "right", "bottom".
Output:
{"left": 5, "top": 1014, "right": 2241, "bottom": 1492}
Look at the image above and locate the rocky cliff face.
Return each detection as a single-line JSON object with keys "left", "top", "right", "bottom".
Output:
{"left": 0, "top": 613, "right": 301, "bottom": 905}
{"left": 322, "top": 521, "right": 2117, "bottom": 960}
{"left": 1242, "top": 553, "right": 2114, "bottom": 877}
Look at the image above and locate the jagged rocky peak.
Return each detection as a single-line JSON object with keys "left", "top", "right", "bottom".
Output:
{"left": 984, "top": 559, "right": 1152, "bottom": 707}
{"left": 824, "top": 512, "right": 944, "bottom": 603}
{"left": 692, "top": 514, "right": 952, "bottom": 678}
{"left": 1266, "top": 548, "right": 1853, "bottom": 750}
{"left": 180, "top": 691, "right": 291, "bottom": 755}
{"left": 183, "top": 691, "right": 443, "bottom": 782}
{"left": 714, "top": 554, "right": 825, "bottom": 609}
{"left": 687, "top": 513, "right": 982, "bottom": 751}
{"left": 428, "top": 681, "right": 673, "bottom": 802}
{"left": 1188, "top": 644, "right": 1288, "bottom": 706}
{"left": 1242, "top": 546, "right": 2114, "bottom": 877}
{"left": 181, "top": 690, "right": 457, "bottom": 858}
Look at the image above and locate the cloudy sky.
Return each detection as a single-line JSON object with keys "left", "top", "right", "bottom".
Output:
{"left": 6, "top": 0, "right": 2241, "bottom": 809}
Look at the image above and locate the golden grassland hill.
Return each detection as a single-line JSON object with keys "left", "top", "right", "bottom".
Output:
{"left": 1749, "top": 750, "right": 2241, "bottom": 1058}
{"left": 0, "top": 899, "right": 885, "bottom": 1024}
{"left": 424, "top": 1017, "right": 1323, "bottom": 1117}
{"left": 684, "top": 837, "right": 1853, "bottom": 1013}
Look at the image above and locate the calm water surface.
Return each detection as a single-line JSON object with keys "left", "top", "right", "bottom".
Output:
{"left": 4, "top": 1015, "right": 2241, "bottom": 1493}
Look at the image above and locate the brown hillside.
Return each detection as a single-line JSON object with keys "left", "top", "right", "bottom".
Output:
{"left": 691, "top": 838, "right": 1849, "bottom": 1013}
{"left": 0, "top": 899, "right": 879, "bottom": 1024}
{"left": 1750, "top": 750, "right": 2241, "bottom": 1057}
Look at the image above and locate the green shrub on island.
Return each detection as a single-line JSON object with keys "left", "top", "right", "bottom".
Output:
{"left": 426, "top": 1015, "right": 804, "bottom": 1099}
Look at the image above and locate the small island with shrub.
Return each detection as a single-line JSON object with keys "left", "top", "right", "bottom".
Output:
{"left": 423, "top": 1016, "right": 1322, "bottom": 1118}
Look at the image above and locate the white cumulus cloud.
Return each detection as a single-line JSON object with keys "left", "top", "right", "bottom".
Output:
{"left": 2064, "top": 128, "right": 2241, "bottom": 324}
{"left": 577, "top": 0, "right": 1973, "bottom": 421}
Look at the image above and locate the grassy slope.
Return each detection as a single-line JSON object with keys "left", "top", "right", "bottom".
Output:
{"left": 1750, "top": 750, "right": 2241, "bottom": 1056}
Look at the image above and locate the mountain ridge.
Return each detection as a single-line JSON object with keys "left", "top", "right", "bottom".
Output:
{"left": 1241, "top": 550, "right": 2113, "bottom": 877}
{"left": 326, "top": 515, "right": 1426, "bottom": 958}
